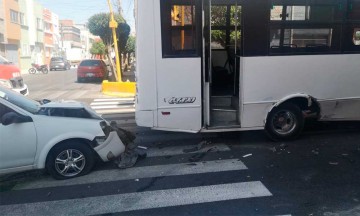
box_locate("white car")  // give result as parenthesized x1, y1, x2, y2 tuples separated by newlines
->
(0, 86, 125, 179)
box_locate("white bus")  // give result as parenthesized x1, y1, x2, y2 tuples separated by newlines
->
(135, 0, 360, 140)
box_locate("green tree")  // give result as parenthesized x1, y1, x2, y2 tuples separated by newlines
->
(90, 41, 106, 58)
(122, 36, 136, 70)
(88, 13, 130, 80)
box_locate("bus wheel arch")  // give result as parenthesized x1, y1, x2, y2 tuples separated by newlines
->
(264, 94, 321, 141)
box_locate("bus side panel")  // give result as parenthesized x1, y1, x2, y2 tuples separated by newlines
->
(155, 58, 202, 132)
(135, 0, 158, 127)
(241, 54, 360, 128)
(153, 0, 202, 132)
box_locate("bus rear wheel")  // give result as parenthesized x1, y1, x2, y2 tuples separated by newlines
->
(265, 103, 304, 141)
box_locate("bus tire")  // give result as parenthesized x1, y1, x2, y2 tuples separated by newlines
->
(265, 103, 304, 141)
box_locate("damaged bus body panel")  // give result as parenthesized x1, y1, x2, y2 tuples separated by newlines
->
(135, 0, 360, 140)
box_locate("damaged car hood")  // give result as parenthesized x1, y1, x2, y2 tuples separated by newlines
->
(37, 100, 102, 120)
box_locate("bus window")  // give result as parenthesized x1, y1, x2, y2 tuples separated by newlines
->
(160, 0, 200, 57)
(171, 5, 196, 50)
(270, 28, 334, 53)
(348, 1, 360, 20)
(354, 29, 360, 45)
(270, 6, 283, 20)
(271, 3, 341, 22)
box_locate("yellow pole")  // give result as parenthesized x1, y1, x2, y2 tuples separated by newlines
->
(181, 6, 185, 49)
(107, 0, 122, 82)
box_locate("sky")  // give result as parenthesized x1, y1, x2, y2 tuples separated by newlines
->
(37, 0, 136, 33)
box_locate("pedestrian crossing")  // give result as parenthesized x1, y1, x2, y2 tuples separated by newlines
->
(90, 97, 135, 115)
(0, 140, 292, 215)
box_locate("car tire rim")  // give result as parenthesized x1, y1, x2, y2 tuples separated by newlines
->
(55, 149, 86, 177)
(271, 110, 297, 135)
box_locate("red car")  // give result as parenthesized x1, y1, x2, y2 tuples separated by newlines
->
(0, 55, 29, 95)
(77, 59, 107, 83)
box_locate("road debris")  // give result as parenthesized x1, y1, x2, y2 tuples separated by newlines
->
(312, 150, 319, 155)
(111, 121, 147, 169)
(329, 161, 339, 165)
(135, 179, 139, 182)
(243, 154, 252, 158)
(183, 140, 211, 153)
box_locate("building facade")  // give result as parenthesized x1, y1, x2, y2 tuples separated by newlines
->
(43, 8, 53, 65)
(60, 20, 82, 63)
(0, 0, 6, 56)
(3, 0, 21, 65)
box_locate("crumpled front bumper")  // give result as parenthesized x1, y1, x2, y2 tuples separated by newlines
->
(12, 84, 29, 96)
(94, 131, 125, 162)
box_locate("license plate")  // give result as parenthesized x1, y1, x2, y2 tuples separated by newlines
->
(55, 65, 59, 67)
(86, 73, 94, 77)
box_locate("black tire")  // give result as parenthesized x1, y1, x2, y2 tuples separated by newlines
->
(46, 141, 95, 180)
(77, 77, 84, 83)
(28, 68, 36, 74)
(265, 103, 304, 141)
(42, 68, 49, 74)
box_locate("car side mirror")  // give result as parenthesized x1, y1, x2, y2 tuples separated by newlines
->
(1, 112, 32, 126)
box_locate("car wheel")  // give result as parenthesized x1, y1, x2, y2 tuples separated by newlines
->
(46, 141, 95, 180)
(265, 103, 304, 141)
(42, 68, 49, 74)
(28, 68, 36, 74)
(77, 77, 84, 83)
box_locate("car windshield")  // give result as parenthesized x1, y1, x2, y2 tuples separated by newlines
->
(0, 86, 40, 114)
(0, 55, 11, 64)
(79, 60, 101, 66)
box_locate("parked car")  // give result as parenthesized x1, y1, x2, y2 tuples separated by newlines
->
(0, 86, 125, 179)
(77, 59, 107, 83)
(50, 57, 71, 71)
(0, 55, 29, 96)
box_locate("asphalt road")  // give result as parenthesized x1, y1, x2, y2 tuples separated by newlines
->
(1, 70, 360, 215)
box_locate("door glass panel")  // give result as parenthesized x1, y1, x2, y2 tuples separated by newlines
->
(211, 6, 227, 26)
(230, 5, 242, 25)
(211, 30, 226, 49)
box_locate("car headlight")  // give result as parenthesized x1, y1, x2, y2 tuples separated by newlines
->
(0, 80, 12, 88)
(100, 121, 114, 137)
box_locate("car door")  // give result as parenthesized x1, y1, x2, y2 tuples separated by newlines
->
(0, 101, 37, 170)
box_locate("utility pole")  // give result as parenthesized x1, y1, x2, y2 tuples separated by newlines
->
(107, 0, 122, 82)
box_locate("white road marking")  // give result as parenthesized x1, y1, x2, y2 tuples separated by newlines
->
(146, 144, 231, 157)
(90, 98, 135, 114)
(3, 182, 272, 215)
(94, 98, 134, 102)
(15, 159, 247, 190)
(90, 101, 134, 106)
(91, 105, 135, 110)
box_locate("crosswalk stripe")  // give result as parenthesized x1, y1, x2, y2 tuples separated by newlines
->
(15, 159, 247, 190)
(91, 105, 135, 110)
(94, 98, 134, 102)
(90, 101, 134, 106)
(97, 108, 135, 115)
(90, 97, 135, 115)
(146, 144, 231, 157)
(2, 182, 272, 215)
